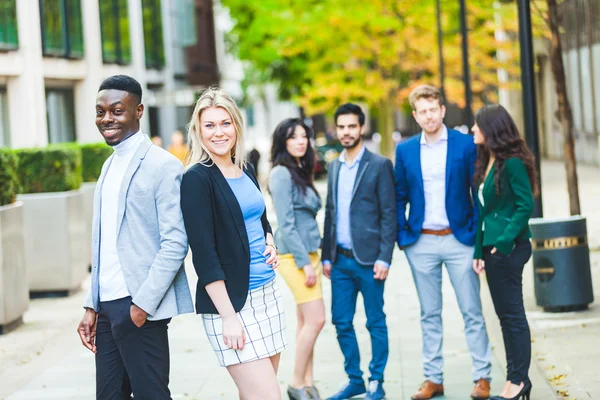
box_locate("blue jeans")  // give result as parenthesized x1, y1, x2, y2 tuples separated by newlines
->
(405, 234, 492, 384)
(331, 253, 388, 384)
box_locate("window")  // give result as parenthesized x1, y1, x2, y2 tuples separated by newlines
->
(0, 0, 18, 50)
(99, 0, 132, 64)
(0, 88, 10, 147)
(39, 0, 84, 58)
(174, 0, 196, 47)
(46, 88, 76, 144)
(142, 0, 165, 69)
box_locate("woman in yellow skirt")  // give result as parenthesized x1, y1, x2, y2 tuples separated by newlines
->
(269, 118, 326, 400)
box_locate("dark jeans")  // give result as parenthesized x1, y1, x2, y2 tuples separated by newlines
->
(96, 296, 171, 400)
(484, 240, 532, 385)
(331, 253, 388, 384)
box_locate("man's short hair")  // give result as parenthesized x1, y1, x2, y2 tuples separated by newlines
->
(334, 103, 365, 126)
(98, 75, 143, 103)
(408, 84, 444, 110)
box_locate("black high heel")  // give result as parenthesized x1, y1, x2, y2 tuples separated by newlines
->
(491, 380, 532, 400)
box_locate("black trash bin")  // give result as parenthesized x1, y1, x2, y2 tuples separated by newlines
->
(529, 216, 594, 312)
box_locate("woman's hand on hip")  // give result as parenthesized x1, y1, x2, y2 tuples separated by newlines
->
(264, 245, 279, 269)
(221, 314, 245, 350)
(473, 259, 485, 275)
(303, 263, 317, 287)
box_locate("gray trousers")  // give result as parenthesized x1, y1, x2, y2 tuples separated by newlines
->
(405, 233, 492, 384)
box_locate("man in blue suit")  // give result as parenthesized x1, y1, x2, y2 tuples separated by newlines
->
(395, 85, 492, 400)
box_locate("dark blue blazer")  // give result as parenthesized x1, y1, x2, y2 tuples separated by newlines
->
(394, 128, 478, 247)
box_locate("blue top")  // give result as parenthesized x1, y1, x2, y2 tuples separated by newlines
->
(227, 173, 276, 290)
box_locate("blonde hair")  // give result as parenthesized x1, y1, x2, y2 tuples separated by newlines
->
(185, 87, 246, 169)
(408, 84, 444, 111)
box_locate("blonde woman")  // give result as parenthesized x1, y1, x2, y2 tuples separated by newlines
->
(268, 118, 325, 400)
(180, 87, 286, 400)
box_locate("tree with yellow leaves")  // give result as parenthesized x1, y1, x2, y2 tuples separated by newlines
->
(223, 0, 524, 157)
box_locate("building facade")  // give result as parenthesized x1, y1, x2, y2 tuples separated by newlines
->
(0, 0, 218, 149)
(536, 0, 600, 166)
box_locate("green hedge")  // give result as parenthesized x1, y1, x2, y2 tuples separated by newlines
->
(16, 144, 82, 194)
(81, 142, 113, 182)
(0, 148, 20, 206)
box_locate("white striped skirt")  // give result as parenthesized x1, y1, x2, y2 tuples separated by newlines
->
(202, 279, 288, 367)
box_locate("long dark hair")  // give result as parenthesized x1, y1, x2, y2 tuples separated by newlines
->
(270, 118, 317, 195)
(473, 105, 539, 196)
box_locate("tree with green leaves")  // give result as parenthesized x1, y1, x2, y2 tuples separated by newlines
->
(223, 0, 523, 157)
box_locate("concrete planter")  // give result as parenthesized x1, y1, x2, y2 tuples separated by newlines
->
(18, 189, 87, 294)
(0, 201, 28, 333)
(81, 182, 97, 270)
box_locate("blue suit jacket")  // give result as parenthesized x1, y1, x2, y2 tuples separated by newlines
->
(394, 128, 478, 247)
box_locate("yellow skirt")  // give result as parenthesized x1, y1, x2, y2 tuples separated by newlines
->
(277, 252, 323, 305)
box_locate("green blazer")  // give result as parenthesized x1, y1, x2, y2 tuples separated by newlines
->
(474, 157, 534, 259)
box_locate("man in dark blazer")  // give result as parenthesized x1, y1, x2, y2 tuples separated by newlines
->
(322, 103, 396, 400)
(395, 85, 492, 400)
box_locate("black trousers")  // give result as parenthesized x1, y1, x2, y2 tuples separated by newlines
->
(484, 240, 532, 385)
(95, 296, 171, 400)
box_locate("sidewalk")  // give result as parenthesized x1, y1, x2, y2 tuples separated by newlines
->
(0, 254, 557, 400)
(0, 159, 596, 399)
(524, 160, 600, 400)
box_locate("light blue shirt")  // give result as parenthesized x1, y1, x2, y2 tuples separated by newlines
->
(227, 173, 276, 290)
(336, 146, 365, 249)
(420, 125, 450, 230)
(324, 146, 389, 268)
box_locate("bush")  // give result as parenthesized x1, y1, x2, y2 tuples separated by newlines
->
(81, 142, 113, 182)
(16, 144, 82, 194)
(0, 148, 20, 206)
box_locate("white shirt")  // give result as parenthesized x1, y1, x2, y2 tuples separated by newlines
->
(479, 182, 485, 231)
(420, 125, 450, 230)
(99, 132, 144, 301)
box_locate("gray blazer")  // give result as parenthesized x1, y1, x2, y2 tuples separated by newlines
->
(322, 148, 397, 266)
(84, 134, 194, 320)
(269, 166, 322, 268)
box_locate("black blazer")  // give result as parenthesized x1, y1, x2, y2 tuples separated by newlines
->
(180, 162, 272, 314)
(322, 148, 397, 266)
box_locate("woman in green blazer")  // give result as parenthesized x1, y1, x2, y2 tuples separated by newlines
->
(471, 105, 538, 400)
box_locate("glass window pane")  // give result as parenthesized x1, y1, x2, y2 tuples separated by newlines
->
(174, 0, 196, 47)
(0, 0, 19, 50)
(0, 88, 10, 147)
(66, 0, 84, 58)
(143, 0, 165, 69)
(41, 0, 67, 56)
(46, 89, 76, 144)
(99, 1, 117, 62)
(118, 0, 132, 64)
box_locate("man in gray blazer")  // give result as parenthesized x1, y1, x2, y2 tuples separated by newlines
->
(322, 103, 397, 400)
(77, 75, 193, 399)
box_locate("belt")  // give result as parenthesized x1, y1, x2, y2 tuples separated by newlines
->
(421, 228, 452, 236)
(336, 246, 354, 259)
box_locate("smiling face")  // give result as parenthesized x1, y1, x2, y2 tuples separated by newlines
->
(95, 89, 143, 146)
(286, 124, 309, 160)
(336, 113, 364, 149)
(199, 106, 236, 160)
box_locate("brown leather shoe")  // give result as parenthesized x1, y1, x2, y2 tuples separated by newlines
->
(471, 378, 491, 400)
(411, 380, 444, 400)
